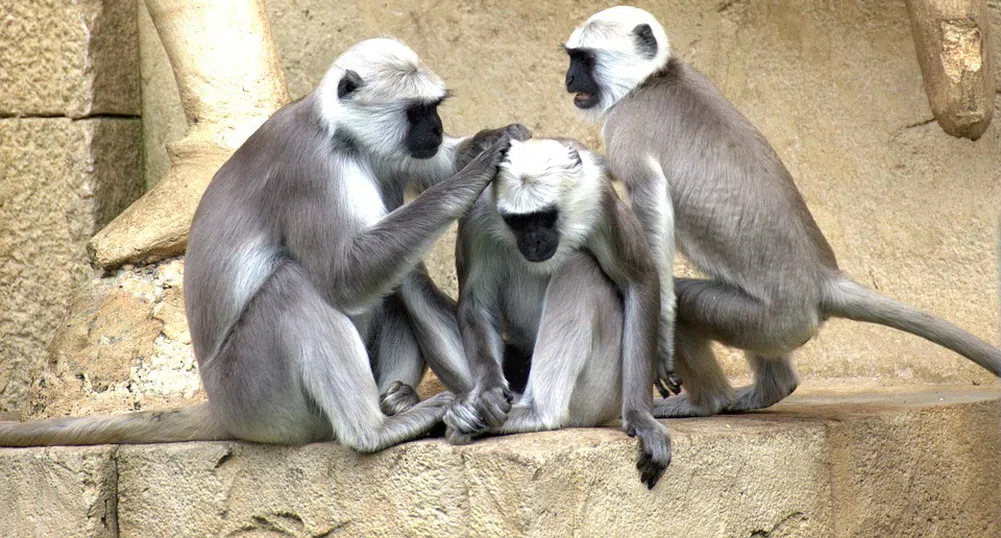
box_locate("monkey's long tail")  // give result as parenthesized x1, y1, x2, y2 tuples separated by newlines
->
(0, 403, 232, 446)
(822, 276, 1001, 377)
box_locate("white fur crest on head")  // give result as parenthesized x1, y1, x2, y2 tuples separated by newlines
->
(492, 139, 605, 271)
(315, 37, 448, 160)
(565, 6, 671, 120)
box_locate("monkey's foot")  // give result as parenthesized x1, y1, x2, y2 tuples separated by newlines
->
(380, 381, 420, 416)
(652, 394, 726, 418)
(725, 381, 798, 413)
(442, 386, 513, 444)
(623, 412, 671, 489)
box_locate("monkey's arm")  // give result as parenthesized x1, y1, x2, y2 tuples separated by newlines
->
(398, 264, 473, 393)
(443, 222, 512, 443)
(326, 138, 508, 310)
(613, 155, 679, 396)
(589, 193, 670, 485)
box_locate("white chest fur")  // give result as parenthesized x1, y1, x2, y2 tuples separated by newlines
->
(339, 160, 387, 225)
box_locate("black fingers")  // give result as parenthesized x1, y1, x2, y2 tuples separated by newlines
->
(627, 418, 671, 489)
(656, 372, 683, 398)
(637, 444, 668, 489)
(476, 386, 513, 428)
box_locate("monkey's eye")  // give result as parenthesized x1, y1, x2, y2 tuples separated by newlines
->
(406, 99, 445, 125)
(502, 208, 559, 230)
(568, 49, 595, 67)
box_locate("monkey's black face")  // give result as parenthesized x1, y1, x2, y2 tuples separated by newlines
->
(565, 49, 601, 110)
(502, 207, 560, 262)
(405, 100, 444, 159)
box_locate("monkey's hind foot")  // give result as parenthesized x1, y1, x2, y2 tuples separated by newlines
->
(380, 381, 420, 416)
(652, 394, 727, 418)
(442, 386, 513, 444)
(725, 380, 798, 413)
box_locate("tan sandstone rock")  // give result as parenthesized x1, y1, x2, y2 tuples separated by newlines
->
(0, 118, 142, 415)
(0, 388, 972, 537)
(87, 0, 290, 269)
(906, 0, 995, 140)
(0, 445, 118, 538)
(0, 0, 139, 117)
(26, 259, 205, 421)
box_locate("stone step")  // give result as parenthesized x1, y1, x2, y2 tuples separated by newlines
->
(1, 386, 997, 538)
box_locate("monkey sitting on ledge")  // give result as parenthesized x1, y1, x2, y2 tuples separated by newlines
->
(444, 137, 671, 489)
(0, 37, 530, 453)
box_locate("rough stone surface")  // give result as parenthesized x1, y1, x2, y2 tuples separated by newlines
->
(1, 388, 996, 537)
(138, 0, 187, 190)
(0, 445, 118, 538)
(26, 258, 205, 421)
(0, 0, 140, 117)
(0, 118, 143, 415)
(87, 0, 290, 269)
(906, 0, 995, 140)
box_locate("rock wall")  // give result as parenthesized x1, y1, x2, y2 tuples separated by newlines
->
(0, 0, 142, 415)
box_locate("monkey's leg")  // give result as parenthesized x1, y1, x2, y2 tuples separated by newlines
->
(653, 326, 734, 418)
(399, 265, 473, 393)
(726, 353, 798, 413)
(673, 277, 815, 412)
(516, 253, 619, 430)
(674, 277, 820, 355)
(208, 262, 450, 452)
(371, 294, 426, 416)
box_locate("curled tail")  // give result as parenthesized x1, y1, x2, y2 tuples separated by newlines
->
(0, 403, 231, 447)
(822, 277, 1001, 377)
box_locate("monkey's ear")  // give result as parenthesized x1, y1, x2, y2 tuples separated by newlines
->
(337, 70, 363, 99)
(633, 24, 658, 59)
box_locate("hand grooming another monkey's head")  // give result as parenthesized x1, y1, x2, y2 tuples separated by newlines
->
(564, 6, 671, 120)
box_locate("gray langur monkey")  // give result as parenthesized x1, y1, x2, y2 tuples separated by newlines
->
(444, 138, 670, 489)
(0, 37, 530, 451)
(563, 6, 1001, 417)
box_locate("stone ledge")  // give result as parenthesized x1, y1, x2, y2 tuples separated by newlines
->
(1, 387, 998, 537)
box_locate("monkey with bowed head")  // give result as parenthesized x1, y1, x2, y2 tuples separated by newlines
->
(563, 6, 1001, 417)
(445, 137, 670, 489)
(0, 38, 529, 451)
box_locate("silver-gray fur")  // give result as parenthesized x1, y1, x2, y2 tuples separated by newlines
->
(566, 7, 1001, 418)
(445, 138, 670, 488)
(0, 38, 524, 451)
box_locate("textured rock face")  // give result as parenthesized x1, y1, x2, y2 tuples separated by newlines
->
(26, 259, 205, 421)
(2, 388, 998, 538)
(0, 118, 142, 415)
(0, 0, 139, 117)
(906, 0, 995, 139)
(0, 445, 119, 538)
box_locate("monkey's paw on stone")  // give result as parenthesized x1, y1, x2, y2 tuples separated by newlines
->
(379, 381, 420, 416)
(442, 387, 513, 444)
(623, 414, 671, 489)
